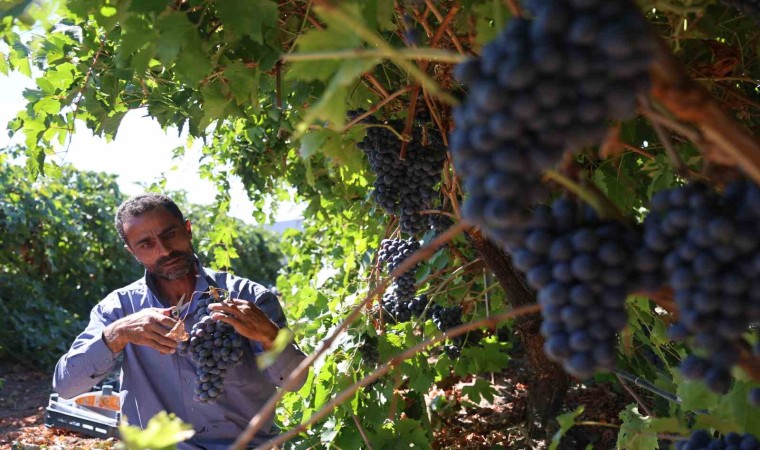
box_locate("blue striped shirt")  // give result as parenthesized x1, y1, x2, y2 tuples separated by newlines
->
(53, 262, 306, 449)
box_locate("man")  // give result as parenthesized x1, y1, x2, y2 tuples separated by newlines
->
(53, 193, 307, 449)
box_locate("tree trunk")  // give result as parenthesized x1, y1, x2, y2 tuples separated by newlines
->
(467, 229, 570, 439)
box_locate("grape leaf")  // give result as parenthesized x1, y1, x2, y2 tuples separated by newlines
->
(549, 406, 584, 450)
(255, 327, 295, 369)
(216, 0, 278, 43)
(119, 411, 194, 450)
(155, 11, 196, 65)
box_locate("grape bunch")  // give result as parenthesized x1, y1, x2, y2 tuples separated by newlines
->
(431, 305, 464, 332)
(379, 238, 421, 273)
(358, 334, 379, 366)
(381, 292, 431, 324)
(634, 184, 715, 293)
(449, 0, 655, 248)
(430, 305, 467, 358)
(510, 198, 640, 379)
(721, 0, 760, 24)
(641, 181, 760, 394)
(177, 291, 246, 404)
(378, 238, 420, 312)
(675, 430, 759, 450)
(354, 113, 447, 236)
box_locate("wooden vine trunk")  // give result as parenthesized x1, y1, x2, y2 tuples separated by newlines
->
(467, 229, 570, 438)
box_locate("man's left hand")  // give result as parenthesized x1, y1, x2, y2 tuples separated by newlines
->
(208, 299, 279, 350)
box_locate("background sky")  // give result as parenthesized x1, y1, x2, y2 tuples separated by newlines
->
(0, 71, 304, 225)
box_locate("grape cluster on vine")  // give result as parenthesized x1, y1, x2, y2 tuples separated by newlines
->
(177, 291, 246, 404)
(675, 430, 759, 450)
(449, 0, 655, 248)
(353, 112, 446, 236)
(509, 198, 640, 379)
(358, 334, 379, 367)
(639, 181, 760, 395)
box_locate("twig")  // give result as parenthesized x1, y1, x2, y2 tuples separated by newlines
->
(615, 373, 654, 417)
(400, 87, 420, 160)
(281, 48, 465, 63)
(424, 0, 466, 54)
(364, 73, 390, 98)
(638, 105, 703, 147)
(252, 304, 542, 450)
(622, 143, 655, 160)
(641, 96, 689, 178)
(342, 86, 412, 131)
(504, 0, 523, 17)
(65, 34, 107, 153)
(230, 222, 466, 449)
(352, 414, 374, 450)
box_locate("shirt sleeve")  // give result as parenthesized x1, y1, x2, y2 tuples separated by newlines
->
(250, 290, 308, 391)
(52, 295, 123, 399)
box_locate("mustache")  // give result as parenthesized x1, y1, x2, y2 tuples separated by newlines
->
(156, 252, 191, 268)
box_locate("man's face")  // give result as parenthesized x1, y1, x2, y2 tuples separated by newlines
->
(123, 207, 196, 280)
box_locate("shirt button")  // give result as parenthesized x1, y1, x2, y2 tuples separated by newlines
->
(104, 358, 111, 363)
(185, 378, 191, 383)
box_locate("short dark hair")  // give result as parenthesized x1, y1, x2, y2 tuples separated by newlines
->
(115, 193, 185, 245)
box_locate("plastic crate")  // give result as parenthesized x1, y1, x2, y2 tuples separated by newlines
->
(44, 407, 119, 439)
(44, 391, 120, 439)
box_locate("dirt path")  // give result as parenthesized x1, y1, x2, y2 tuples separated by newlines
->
(0, 360, 114, 449)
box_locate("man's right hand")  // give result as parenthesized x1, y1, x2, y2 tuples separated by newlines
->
(103, 308, 178, 354)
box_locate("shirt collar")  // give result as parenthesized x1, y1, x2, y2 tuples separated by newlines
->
(143, 255, 211, 311)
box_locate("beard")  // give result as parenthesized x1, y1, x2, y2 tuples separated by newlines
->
(145, 249, 196, 280)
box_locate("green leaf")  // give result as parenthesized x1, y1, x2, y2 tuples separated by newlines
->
(299, 58, 379, 131)
(616, 404, 685, 450)
(119, 411, 194, 450)
(299, 128, 365, 173)
(0, 52, 9, 75)
(174, 43, 213, 86)
(286, 15, 364, 82)
(223, 61, 259, 106)
(216, 0, 278, 43)
(129, 0, 168, 14)
(460, 378, 496, 405)
(155, 11, 197, 65)
(255, 327, 295, 369)
(549, 406, 584, 450)
(198, 82, 232, 130)
(470, 0, 511, 47)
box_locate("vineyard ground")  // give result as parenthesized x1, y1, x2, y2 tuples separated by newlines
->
(0, 357, 629, 449)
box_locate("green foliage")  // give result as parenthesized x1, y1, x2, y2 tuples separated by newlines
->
(0, 152, 141, 367)
(118, 411, 195, 450)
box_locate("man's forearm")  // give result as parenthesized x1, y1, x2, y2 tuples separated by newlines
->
(102, 320, 129, 353)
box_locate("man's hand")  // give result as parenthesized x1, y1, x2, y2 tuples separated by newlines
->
(103, 308, 178, 354)
(208, 299, 279, 350)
